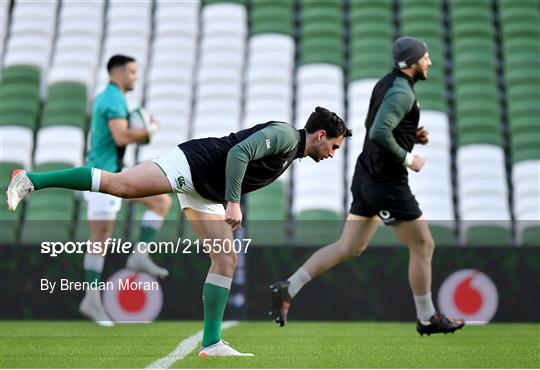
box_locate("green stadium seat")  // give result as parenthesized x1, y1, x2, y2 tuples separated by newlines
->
(453, 51, 496, 69)
(0, 84, 40, 102)
(452, 22, 494, 39)
(370, 225, 402, 247)
(21, 185, 77, 243)
(401, 23, 444, 39)
(453, 67, 497, 86)
(503, 37, 540, 56)
(350, 11, 392, 29)
(521, 225, 540, 247)
(466, 226, 512, 247)
(504, 67, 540, 86)
(1, 65, 40, 85)
(507, 85, 539, 104)
(300, 38, 343, 66)
(302, 22, 343, 39)
(251, 21, 293, 36)
(0, 161, 24, 244)
(348, 65, 389, 82)
(47, 82, 87, 101)
(350, 22, 392, 37)
(203, 0, 245, 5)
(401, 7, 441, 25)
(0, 207, 20, 244)
(430, 225, 456, 247)
(504, 52, 540, 70)
(507, 99, 540, 120)
(350, 0, 391, 13)
(450, 5, 492, 24)
(294, 210, 342, 247)
(508, 116, 540, 136)
(249, 0, 294, 36)
(246, 182, 287, 246)
(301, 8, 342, 24)
(501, 21, 540, 40)
(511, 132, 540, 163)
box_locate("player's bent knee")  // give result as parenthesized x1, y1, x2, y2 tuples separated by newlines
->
(350, 242, 368, 257)
(211, 250, 238, 270)
(411, 237, 435, 259)
(338, 239, 367, 258)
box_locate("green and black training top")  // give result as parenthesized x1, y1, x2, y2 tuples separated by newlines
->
(178, 122, 305, 203)
(355, 68, 421, 183)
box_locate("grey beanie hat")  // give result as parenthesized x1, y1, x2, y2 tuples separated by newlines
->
(393, 36, 428, 69)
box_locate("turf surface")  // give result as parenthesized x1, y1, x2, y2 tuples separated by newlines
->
(1, 321, 538, 368)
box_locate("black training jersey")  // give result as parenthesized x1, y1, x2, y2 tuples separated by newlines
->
(178, 122, 305, 203)
(355, 69, 420, 183)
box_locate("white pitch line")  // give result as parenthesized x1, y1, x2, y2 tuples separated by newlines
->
(146, 321, 239, 369)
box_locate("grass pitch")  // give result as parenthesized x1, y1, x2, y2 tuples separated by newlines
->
(1, 321, 538, 368)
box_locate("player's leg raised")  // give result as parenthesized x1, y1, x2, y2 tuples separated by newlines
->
(6, 161, 172, 211)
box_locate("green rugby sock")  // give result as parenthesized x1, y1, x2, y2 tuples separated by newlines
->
(27, 166, 94, 191)
(85, 270, 102, 285)
(138, 211, 164, 242)
(201, 273, 232, 348)
(83, 254, 104, 285)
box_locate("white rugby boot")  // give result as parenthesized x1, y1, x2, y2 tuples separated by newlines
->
(199, 340, 254, 357)
(126, 243, 169, 278)
(79, 290, 114, 327)
(6, 169, 34, 212)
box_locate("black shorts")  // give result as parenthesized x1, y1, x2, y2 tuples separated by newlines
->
(349, 178, 422, 225)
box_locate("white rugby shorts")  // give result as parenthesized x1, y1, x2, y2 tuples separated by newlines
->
(153, 147, 225, 215)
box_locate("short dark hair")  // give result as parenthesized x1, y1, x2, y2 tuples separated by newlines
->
(107, 54, 136, 73)
(304, 106, 352, 138)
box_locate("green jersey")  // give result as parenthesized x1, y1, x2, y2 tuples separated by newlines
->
(86, 82, 128, 172)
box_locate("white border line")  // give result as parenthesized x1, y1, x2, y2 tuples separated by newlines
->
(146, 321, 239, 369)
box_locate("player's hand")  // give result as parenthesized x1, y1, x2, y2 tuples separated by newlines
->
(409, 155, 426, 172)
(415, 126, 429, 145)
(225, 202, 243, 231)
(144, 116, 160, 142)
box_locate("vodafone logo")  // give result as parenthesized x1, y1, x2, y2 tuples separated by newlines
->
(437, 269, 498, 324)
(103, 269, 163, 323)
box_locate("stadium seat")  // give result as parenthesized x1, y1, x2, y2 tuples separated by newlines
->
(192, 2, 246, 139)
(141, 0, 200, 162)
(294, 210, 342, 246)
(457, 144, 511, 245)
(41, 82, 87, 129)
(0, 126, 33, 170)
(4, 0, 57, 83)
(34, 126, 84, 167)
(465, 225, 512, 247)
(0, 161, 25, 244)
(0, 65, 41, 131)
(512, 160, 540, 245)
(370, 224, 403, 247)
(74, 196, 130, 242)
(247, 181, 287, 246)
(20, 162, 78, 244)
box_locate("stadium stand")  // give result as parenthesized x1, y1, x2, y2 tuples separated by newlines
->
(0, 0, 538, 247)
(192, 0, 246, 138)
(498, 0, 540, 246)
(449, 0, 512, 246)
(347, 0, 402, 246)
(400, 0, 455, 246)
(293, 0, 346, 245)
(244, 0, 295, 246)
